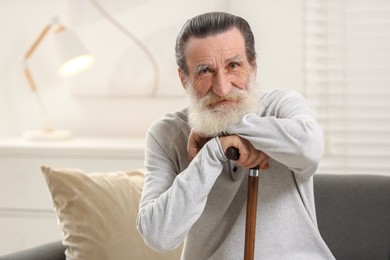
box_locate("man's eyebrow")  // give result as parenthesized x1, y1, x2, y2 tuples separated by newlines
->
(194, 63, 212, 74)
(226, 54, 244, 64)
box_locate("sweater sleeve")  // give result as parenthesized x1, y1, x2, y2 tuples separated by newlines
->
(136, 130, 227, 251)
(227, 90, 324, 179)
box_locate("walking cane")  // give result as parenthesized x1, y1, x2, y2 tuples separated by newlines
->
(226, 147, 259, 260)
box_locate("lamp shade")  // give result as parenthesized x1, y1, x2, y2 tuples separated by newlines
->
(53, 29, 94, 76)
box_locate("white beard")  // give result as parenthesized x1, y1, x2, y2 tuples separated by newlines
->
(187, 76, 261, 137)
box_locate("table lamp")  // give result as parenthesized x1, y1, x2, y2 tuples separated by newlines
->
(21, 17, 94, 141)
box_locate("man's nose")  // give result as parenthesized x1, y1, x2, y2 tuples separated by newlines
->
(212, 71, 233, 97)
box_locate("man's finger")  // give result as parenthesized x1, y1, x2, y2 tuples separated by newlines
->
(260, 162, 270, 170)
(187, 138, 198, 160)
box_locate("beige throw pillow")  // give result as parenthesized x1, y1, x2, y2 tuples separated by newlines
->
(41, 166, 182, 260)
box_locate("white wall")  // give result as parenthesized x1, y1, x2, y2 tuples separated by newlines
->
(230, 0, 304, 92)
(0, 0, 303, 139)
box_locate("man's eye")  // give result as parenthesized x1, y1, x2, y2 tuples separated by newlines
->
(229, 62, 240, 69)
(199, 67, 210, 74)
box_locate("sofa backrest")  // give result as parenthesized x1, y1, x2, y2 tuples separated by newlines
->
(314, 174, 390, 260)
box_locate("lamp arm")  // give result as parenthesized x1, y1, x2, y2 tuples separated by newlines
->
(22, 24, 53, 92)
(21, 23, 56, 131)
(22, 66, 53, 132)
(23, 24, 52, 60)
(23, 67, 37, 92)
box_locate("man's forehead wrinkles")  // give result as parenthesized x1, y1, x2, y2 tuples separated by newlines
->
(194, 53, 243, 66)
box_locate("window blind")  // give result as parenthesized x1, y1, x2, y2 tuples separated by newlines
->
(303, 0, 390, 175)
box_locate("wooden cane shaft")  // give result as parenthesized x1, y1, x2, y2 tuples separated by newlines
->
(244, 175, 259, 260)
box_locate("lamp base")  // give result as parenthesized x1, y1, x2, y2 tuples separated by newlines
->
(23, 129, 72, 141)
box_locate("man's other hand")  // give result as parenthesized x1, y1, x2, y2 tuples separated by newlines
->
(219, 135, 270, 170)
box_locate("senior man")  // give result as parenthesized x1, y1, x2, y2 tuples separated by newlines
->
(137, 11, 334, 260)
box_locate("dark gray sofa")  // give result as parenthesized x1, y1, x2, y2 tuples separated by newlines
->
(1, 174, 389, 260)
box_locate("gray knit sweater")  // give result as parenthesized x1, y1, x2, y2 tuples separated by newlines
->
(137, 89, 335, 260)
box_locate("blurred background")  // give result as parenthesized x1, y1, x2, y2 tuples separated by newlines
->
(0, 0, 389, 173)
(0, 0, 305, 138)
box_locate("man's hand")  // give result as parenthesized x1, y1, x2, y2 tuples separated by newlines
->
(187, 131, 211, 161)
(219, 135, 270, 170)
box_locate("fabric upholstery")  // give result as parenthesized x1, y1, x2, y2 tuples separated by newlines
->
(314, 174, 390, 260)
(0, 241, 65, 260)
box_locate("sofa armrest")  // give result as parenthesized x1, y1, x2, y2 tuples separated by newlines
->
(0, 241, 65, 260)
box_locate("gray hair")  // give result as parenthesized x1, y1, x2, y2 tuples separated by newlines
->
(175, 12, 257, 76)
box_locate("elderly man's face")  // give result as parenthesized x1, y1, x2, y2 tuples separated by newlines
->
(179, 28, 259, 136)
(180, 27, 255, 101)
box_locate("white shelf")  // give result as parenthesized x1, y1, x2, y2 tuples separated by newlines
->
(0, 137, 145, 158)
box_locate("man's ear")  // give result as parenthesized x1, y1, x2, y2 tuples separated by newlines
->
(252, 62, 257, 77)
(178, 68, 189, 92)
(178, 68, 186, 87)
